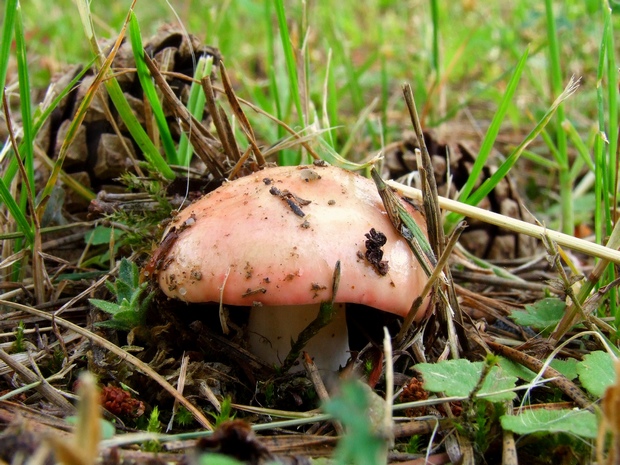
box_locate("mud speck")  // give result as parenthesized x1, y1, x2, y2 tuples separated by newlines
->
(365, 228, 389, 276)
(244, 262, 254, 279)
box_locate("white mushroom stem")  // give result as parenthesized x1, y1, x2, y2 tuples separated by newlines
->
(247, 303, 349, 372)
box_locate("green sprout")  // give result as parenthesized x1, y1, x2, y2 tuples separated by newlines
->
(89, 258, 153, 331)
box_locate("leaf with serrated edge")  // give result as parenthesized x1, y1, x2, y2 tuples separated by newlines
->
(501, 409, 597, 438)
(550, 358, 579, 381)
(576, 350, 615, 398)
(415, 359, 517, 402)
(509, 297, 565, 334)
(89, 299, 121, 315)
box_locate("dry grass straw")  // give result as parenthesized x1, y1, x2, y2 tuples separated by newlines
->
(387, 180, 620, 266)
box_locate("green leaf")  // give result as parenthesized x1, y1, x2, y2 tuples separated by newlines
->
(509, 298, 565, 334)
(196, 454, 244, 465)
(576, 351, 615, 398)
(498, 356, 579, 383)
(415, 359, 518, 402)
(178, 55, 212, 166)
(84, 226, 124, 246)
(324, 382, 388, 465)
(89, 298, 122, 315)
(95, 311, 140, 331)
(550, 358, 579, 381)
(115, 281, 134, 305)
(498, 357, 536, 382)
(500, 409, 597, 439)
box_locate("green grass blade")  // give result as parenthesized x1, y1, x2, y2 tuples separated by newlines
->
(464, 78, 579, 212)
(273, 0, 302, 165)
(14, 3, 35, 197)
(75, 0, 175, 181)
(128, 12, 178, 165)
(594, 14, 608, 250)
(563, 119, 595, 177)
(603, 4, 618, 214)
(544, 0, 572, 235)
(274, 0, 303, 125)
(429, 0, 440, 78)
(178, 55, 213, 167)
(0, 179, 33, 244)
(0, 0, 18, 105)
(600, 4, 618, 321)
(444, 48, 528, 231)
(521, 149, 560, 170)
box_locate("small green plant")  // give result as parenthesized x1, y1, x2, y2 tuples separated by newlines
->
(11, 321, 26, 353)
(89, 258, 153, 331)
(143, 406, 162, 452)
(404, 435, 424, 455)
(208, 396, 235, 428)
(324, 382, 389, 465)
(174, 406, 195, 427)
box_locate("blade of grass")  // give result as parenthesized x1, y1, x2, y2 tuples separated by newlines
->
(178, 56, 213, 167)
(444, 48, 529, 232)
(463, 77, 579, 212)
(603, 5, 618, 209)
(521, 149, 560, 170)
(545, 0, 572, 235)
(128, 12, 178, 165)
(9, 3, 37, 279)
(563, 119, 595, 176)
(429, 0, 440, 78)
(274, 0, 303, 126)
(264, 0, 284, 137)
(0, 0, 17, 106)
(3, 90, 43, 297)
(14, 3, 35, 206)
(74, 0, 175, 182)
(599, 3, 618, 324)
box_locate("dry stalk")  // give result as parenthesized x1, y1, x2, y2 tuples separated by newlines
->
(387, 180, 620, 265)
(0, 347, 75, 413)
(143, 53, 225, 178)
(218, 62, 266, 167)
(201, 75, 239, 162)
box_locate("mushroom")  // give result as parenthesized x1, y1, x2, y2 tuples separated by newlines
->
(151, 164, 430, 372)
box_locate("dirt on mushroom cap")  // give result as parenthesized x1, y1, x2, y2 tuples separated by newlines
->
(155, 164, 430, 319)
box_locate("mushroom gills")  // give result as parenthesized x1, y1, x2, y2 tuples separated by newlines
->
(247, 303, 349, 372)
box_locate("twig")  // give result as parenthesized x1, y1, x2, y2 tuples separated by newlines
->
(486, 340, 593, 411)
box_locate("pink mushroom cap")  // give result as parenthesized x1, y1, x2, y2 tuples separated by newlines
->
(154, 164, 430, 320)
